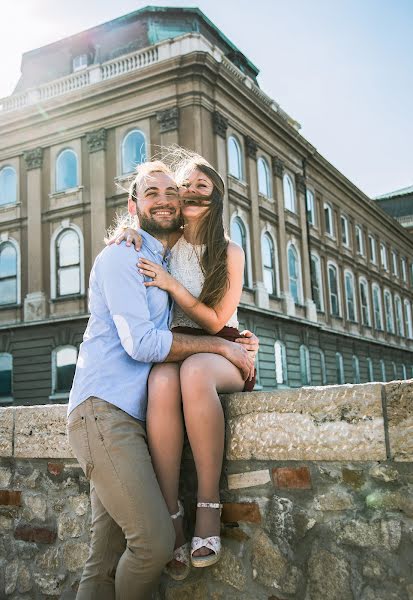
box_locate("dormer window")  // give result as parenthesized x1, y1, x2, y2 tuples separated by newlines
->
(73, 54, 88, 72)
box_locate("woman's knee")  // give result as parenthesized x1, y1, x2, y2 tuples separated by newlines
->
(148, 364, 182, 408)
(180, 354, 211, 387)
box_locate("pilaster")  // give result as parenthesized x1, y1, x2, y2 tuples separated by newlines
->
(296, 173, 317, 322)
(212, 111, 230, 229)
(86, 128, 107, 261)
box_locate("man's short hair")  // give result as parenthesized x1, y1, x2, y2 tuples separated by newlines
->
(129, 161, 174, 203)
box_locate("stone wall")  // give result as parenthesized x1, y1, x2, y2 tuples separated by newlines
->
(0, 381, 412, 600)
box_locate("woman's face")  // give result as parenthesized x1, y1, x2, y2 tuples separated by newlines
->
(179, 168, 214, 221)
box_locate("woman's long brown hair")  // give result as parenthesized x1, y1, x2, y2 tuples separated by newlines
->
(185, 161, 229, 308)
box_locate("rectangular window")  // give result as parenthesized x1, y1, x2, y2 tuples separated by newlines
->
(380, 244, 388, 270)
(341, 216, 349, 246)
(355, 226, 364, 255)
(306, 190, 316, 226)
(401, 258, 407, 282)
(73, 54, 88, 72)
(369, 235, 377, 264)
(360, 281, 370, 326)
(391, 251, 398, 277)
(324, 204, 334, 236)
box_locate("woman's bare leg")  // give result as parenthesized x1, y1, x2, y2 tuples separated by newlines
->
(147, 364, 186, 561)
(179, 353, 245, 557)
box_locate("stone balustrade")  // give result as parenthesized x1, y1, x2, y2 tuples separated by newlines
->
(0, 380, 412, 598)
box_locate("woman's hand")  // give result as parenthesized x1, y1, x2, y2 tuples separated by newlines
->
(138, 257, 176, 292)
(107, 228, 142, 251)
(235, 330, 259, 359)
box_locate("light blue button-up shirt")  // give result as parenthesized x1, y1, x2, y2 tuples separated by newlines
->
(68, 230, 173, 420)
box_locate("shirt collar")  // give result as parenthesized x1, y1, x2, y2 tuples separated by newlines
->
(139, 228, 170, 260)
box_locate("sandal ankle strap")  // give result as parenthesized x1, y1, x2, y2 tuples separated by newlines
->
(170, 499, 184, 520)
(196, 502, 223, 510)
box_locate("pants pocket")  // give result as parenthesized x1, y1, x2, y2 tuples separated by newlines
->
(68, 415, 94, 479)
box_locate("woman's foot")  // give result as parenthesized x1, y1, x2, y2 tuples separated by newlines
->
(164, 501, 191, 580)
(191, 501, 222, 567)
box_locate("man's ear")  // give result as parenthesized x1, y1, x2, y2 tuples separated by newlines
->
(127, 197, 137, 216)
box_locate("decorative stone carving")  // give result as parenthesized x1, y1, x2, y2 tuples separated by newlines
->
(23, 148, 43, 170)
(24, 291, 47, 323)
(212, 111, 228, 138)
(156, 107, 179, 133)
(295, 173, 306, 194)
(245, 136, 257, 160)
(272, 156, 284, 177)
(86, 128, 107, 153)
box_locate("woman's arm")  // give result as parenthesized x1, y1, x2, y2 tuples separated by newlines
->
(139, 241, 244, 334)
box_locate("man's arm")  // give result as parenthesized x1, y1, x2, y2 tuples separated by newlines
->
(164, 334, 254, 380)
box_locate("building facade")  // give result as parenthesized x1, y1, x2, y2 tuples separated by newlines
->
(374, 185, 413, 236)
(1, 6, 413, 406)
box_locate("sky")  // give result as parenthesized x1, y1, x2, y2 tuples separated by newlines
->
(0, 0, 412, 198)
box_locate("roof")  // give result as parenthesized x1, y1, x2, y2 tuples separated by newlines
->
(374, 185, 413, 200)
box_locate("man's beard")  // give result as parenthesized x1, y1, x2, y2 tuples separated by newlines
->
(137, 208, 182, 237)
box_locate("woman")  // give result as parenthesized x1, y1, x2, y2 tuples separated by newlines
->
(112, 152, 257, 579)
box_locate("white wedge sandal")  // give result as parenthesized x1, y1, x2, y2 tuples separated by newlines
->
(164, 500, 191, 581)
(191, 501, 223, 568)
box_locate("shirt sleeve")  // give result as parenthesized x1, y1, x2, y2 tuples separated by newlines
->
(97, 245, 173, 363)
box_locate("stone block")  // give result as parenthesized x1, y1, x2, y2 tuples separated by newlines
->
(22, 493, 47, 521)
(0, 407, 14, 457)
(307, 545, 352, 600)
(14, 523, 57, 544)
(369, 464, 399, 482)
(314, 490, 355, 511)
(221, 502, 261, 524)
(14, 405, 74, 459)
(63, 541, 90, 572)
(334, 519, 401, 550)
(0, 489, 22, 506)
(251, 530, 288, 590)
(383, 380, 413, 461)
(342, 467, 365, 488)
(227, 469, 271, 490)
(223, 384, 386, 461)
(58, 512, 83, 539)
(365, 490, 413, 516)
(210, 546, 247, 590)
(164, 580, 208, 600)
(0, 466, 12, 487)
(272, 466, 311, 489)
(5, 558, 19, 595)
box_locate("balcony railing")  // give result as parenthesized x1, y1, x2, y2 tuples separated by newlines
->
(0, 33, 300, 130)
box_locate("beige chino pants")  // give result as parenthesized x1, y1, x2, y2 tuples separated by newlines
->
(67, 397, 175, 600)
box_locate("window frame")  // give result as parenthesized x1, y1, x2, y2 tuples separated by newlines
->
(306, 189, 316, 226)
(310, 253, 323, 312)
(283, 173, 296, 213)
(372, 284, 383, 331)
(359, 277, 371, 326)
(380, 243, 388, 271)
(287, 242, 302, 304)
(0, 239, 20, 306)
(299, 344, 311, 386)
(328, 262, 341, 317)
(274, 340, 288, 387)
(341, 215, 350, 247)
(0, 165, 17, 207)
(355, 225, 364, 256)
(366, 357, 374, 382)
(227, 135, 243, 181)
(394, 295, 404, 337)
(230, 214, 252, 288)
(344, 270, 357, 322)
(369, 235, 377, 264)
(391, 250, 398, 277)
(403, 299, 413, 339)
(72, 54, 88, 72)
(336, 352, 345, 384)
(0, 352, 13, 404)
(55, 148, 79, 193)
(384, 289, 395, 334)
(51, 345, 78, 399)
(324, 202, 335, 237)
(121, 129, 147, 175)
(261, 231, 277, 295)
(257, 157, 271, 198)
(352, 355, 360, 384)
(50, 224, 85, 300)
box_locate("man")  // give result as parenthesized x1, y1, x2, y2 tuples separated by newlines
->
(67, 161, 254, 599)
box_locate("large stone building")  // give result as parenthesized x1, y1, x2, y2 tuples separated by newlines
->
(0, 6, 412, 406)
(374, 185, 413, 236)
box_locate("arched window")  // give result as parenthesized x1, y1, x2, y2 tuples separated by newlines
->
(366, 357, 374, 381)
(52, 346, 77, 395)
(0, 166, 17, 206)
(380, 243, 388, 271)
(300, 345, 311, 385)
(380, 359, 386, 382)
(228, 136, 243, 180)
(257, 157, 271, 197)
(395, 296, 404, 337)
(402, 364, 407, 380)
(345, 271, 356, 321)
(352, 355, 360, 384)
(404, 300, 413, 339)
(359, 278, 371, 326)
(310, 254, 323, 311)
(313, 348, 327, 385)
(355, 225, 364, 255)
(283, 173, 295, 212)
(372, 285, 383, 330)
(230, 217, 249, 286)
(121, 130, 146, 175)
(336, 352, 344, 384)
(288, 244, 300, 304)
(341, 216, 349, 246)
(391, 361, 397, 380)
(384, 290, 394, 334)
(328, 264, 340, 317)
(274, 341, 288, 386)
(0, 242, 18, 305)
(55, 229, 81, 297)
(261, 232, 276, 295)
(0, 353, 13, 401)
(56, 149, 78, 192)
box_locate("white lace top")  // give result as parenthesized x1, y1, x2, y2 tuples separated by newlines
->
(169, 235, 239, 330)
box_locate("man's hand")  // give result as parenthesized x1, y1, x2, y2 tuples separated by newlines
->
(107, 228, 143, 251)
(221, 339, 255, 381)
(235, 330, 259, 360)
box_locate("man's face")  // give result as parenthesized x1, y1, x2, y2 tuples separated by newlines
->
(128, 171, 182, 237)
